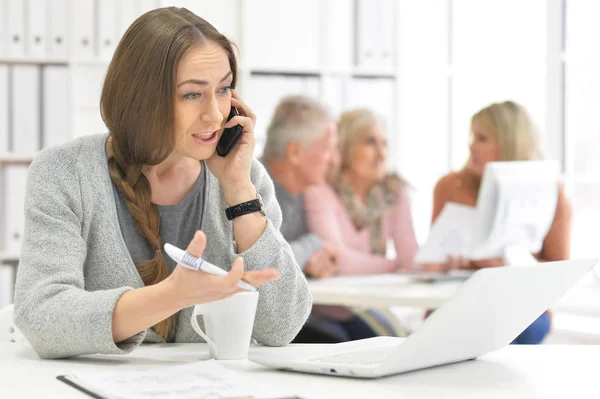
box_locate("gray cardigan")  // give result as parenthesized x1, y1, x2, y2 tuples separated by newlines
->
(13, 134, 312, 359)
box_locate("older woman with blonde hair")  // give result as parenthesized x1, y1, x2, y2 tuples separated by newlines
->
(427, 100, 572, 344)
(304, 108, 418, 341)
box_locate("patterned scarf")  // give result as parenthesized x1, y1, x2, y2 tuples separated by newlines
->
(332, 173, 404, 255)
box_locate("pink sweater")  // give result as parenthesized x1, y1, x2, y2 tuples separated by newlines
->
(304, 184, 419, 320)
(305, 184, 418, 274)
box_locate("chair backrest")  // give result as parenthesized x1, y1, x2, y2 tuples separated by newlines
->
(0, 304, 27, 343)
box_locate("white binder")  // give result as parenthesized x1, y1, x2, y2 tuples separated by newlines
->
(0, 0, 7, 56)
(26, 0, 47, 57)
(11, 65, 41, 154)
(377, 0, 396, 68)
(7, 0, 25, 56)
(48, 0, 69, 57)
(0, 264, 15, 307)
(98, 0, 118, 59)
(73, 107, 106, 138)
(0, 65, 8, 155)
(73, 65, 106, 107)
(72, 0, 96, 58)
(323, 0, 353, 69)
(3, 165, 29, 254)
(304, 76, 321, 99)
(42, 66, 70, 148)
(119, 0, 139, 38)
(356, 0, 379, 67)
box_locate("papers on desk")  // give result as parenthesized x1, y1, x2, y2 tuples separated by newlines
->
(57, 359, 297, 399)
(308, 273, 413, 286)
(398, 269, 475, 283)
(415, 202, 476, 264)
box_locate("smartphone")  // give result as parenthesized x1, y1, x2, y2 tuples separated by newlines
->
(216, 107, 244, 157)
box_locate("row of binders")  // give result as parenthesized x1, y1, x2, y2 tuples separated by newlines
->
(0, 64, 70, 155)
(0, 0, 160, 59)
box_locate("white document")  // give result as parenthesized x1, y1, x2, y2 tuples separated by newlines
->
(3, 165, 28, 254)
(64, 359, 294, 399)
(309, 273, 412, 287)
(48, 0, 69, 57)
(0, 65, 8, 155)
(415, 202, 476, 264)
(26, 0, 47, 57)
(42, 65, 70, 148)
(7, 0, 25, 56)
(11, 65, 41, 154)
(72, 0, 96, 58)
(244, 0, 320, 70)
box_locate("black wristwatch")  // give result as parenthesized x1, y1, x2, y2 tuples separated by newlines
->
(225, 194, 265, 220)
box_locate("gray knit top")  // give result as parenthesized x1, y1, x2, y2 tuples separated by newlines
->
(13, 134, 312, 359)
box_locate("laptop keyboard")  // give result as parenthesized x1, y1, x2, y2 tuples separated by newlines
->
(309, 346, 394, 365)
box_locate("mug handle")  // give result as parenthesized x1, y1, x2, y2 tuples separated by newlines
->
(190, 305, 219, 358)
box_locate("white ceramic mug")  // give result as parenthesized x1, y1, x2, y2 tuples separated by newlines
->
(190, 291, 259, 360)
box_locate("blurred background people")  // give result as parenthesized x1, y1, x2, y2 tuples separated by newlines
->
(426, 100, 573, 344)
(303, 108, 419, 341)
(262, 95, 344, 343)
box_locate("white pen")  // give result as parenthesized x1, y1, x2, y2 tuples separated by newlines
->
(163, 243, 256, 292)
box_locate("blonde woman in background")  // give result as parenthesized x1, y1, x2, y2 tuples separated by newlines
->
(427, 100, 572, 344)
(304, 108, 418, 341)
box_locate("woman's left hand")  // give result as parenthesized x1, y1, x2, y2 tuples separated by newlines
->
(206, 90, 257, 204)
(470, 257, 505, 269)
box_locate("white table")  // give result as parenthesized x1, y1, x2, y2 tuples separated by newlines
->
(307, 274, 461, 308)
(2, 343, 599, 398)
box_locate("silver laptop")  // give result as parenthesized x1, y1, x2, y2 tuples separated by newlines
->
(250, 259, 597, 378)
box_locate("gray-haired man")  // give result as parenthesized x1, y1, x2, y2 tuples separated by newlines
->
(262, 95, 339, 280)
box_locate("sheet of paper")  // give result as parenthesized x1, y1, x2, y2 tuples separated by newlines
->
(69, 359, 295, 399)
(415, 202, 476, 264)
(398, 269, 475, 283)
(308, 273, 412, 287)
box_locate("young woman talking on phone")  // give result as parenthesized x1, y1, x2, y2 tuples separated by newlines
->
(13, 7, 311, 359)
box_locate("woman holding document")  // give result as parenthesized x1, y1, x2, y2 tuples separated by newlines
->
(425, 100, 572, 344)
(13, 7, 311, 358)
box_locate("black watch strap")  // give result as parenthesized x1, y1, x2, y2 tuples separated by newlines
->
(225, 196, 264, 221)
